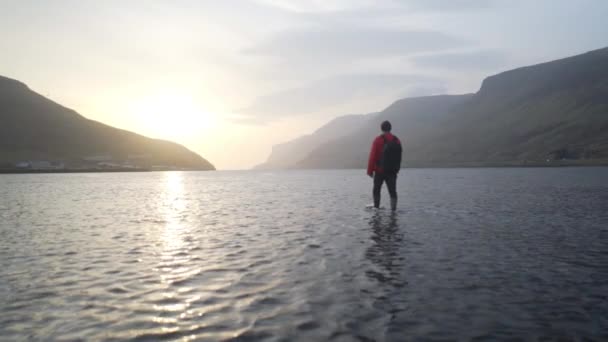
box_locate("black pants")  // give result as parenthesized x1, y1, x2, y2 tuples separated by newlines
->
(373, 172, 397, 208)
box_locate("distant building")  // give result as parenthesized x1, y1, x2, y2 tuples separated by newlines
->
(127, 153, 151, 160)
(84, 155, 112, 162)
(151, 165, 173, 170)
(97, 161, 139, 169)
(16, 161, 65, 170)
(97, 162, 122, 169)
(15, 161, 30, 168)
(31, 161, 53, 169)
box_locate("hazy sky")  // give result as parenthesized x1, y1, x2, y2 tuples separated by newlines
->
(1, 0, 607, 169)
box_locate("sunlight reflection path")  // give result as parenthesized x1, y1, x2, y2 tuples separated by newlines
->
(155, 172, 197, 313)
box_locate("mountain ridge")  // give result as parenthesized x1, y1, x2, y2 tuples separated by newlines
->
(0, 75, 215, 170)
(259, 47, 608, 169)
(254, 113, 373, 170)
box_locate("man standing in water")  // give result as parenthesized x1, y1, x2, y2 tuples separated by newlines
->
(367, 120, 402, 210)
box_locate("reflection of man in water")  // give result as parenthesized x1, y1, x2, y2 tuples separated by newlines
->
(367, 121, 402, 210)
(365, 212, 405, 287)
(365, 212, 409, 342)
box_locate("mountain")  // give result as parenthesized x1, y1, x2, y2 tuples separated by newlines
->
(0, 75, 215, 170)
(261, 47, 608, 169)
(295, 94, 475, 169)
(254, 113, 371, 169)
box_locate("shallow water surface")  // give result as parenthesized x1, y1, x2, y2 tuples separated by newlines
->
(1, 168, 607, 341)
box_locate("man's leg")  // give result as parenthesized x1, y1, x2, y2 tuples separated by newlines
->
(373, 173, 384, 208)
(386, 173, 398, 211)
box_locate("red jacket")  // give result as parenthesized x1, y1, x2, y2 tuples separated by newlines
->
(367, 133, 400, 175)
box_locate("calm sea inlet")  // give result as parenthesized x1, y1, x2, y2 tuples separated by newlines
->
(1, 168, 607, 341)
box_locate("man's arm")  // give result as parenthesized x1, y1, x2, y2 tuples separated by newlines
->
(397, 142, 403, 173)
(367, 137, 379, 176)
(396, 139, 403, 173)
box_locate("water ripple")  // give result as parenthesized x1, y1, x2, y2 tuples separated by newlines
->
(0, 169, 607, 341)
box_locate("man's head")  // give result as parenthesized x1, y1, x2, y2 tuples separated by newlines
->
(381, 120, 392, 133)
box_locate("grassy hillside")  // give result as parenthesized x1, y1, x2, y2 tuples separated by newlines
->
(0, 76, 215, 170)
(295, 95, 474, 168)
(407, 47, 608, 164)
(262, 47, 608, 169)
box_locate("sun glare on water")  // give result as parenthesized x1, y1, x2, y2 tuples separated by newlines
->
(129, 90, 217, 141)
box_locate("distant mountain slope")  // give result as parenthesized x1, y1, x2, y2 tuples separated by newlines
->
(254, 113, 372, 169)
(0, 76, 215, 170)
(295, 94, 474, 168)
(403, 47, 608, 165)
(260, 47, 608, 169)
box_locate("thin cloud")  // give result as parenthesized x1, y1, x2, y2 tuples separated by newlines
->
(244, 27, 469, 64)
(253, 0, 494, 13)
(411, 50, 509, 71)
(398, 0, 496, 12)
(406, 84, 449, 97)
(237, 73, 443, 124)
(252, 0, 384, 13)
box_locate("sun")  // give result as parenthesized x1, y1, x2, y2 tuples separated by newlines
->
(128, 90, 216, 141)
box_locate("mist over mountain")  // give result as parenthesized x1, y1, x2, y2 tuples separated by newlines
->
(255, 114, 372, 169)
(260, 47, 608, 169)
(0, 76, 215, 170)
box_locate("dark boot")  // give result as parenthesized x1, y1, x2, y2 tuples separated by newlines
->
(373, 193, 380, 208)
(390, 197, 397, 211)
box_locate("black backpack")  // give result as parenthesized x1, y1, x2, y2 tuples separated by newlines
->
(380, 135, 402, 173)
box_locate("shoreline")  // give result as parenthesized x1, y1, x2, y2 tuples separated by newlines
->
(283, 160, 608, 170)
(3, 162, 608, 174)
(0, 168, 214, 174)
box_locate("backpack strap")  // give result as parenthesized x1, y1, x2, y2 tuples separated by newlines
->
(376, 135, 387, 167)
(383, 134, 397, 143)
